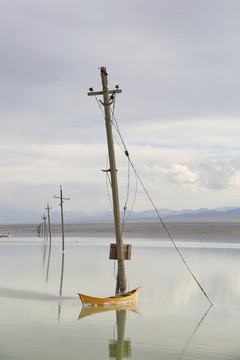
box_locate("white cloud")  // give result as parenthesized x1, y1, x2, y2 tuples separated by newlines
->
(159, 163, 198, 186)
(229, 170, 240, 187)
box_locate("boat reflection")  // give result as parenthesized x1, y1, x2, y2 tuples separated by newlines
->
(78, 302, 140, 319)
(79, 303, 140, 360)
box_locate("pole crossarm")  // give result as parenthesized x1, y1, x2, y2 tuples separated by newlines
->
(54, 195, 70, 203)
(88, 89, 122, 96)
(45, 204, 52, 212)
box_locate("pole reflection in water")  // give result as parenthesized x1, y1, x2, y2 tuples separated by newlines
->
(59, 252, 65, 297)
(78, 304, 140, 360)
(42, 242, 47, 267)
(109, 309, 131, 360)
(46, 242, 52, 284)
(58, 252, 65, 320)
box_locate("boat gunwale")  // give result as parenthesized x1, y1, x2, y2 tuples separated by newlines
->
(78, 286, 141, 306)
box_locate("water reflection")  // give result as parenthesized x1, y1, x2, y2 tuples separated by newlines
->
(42, 241, 65, 297)
(109, 309, 131, 360)
(178, 304, 213, 360)
(79, 304, 139, 360)
(59, 253, 65, 296)
(46, 242, 52, 284)
(78, 303, 140, 319)
(1, 239, 240, 359)
(42, 242, 47, 266)
(58, 253, 65, 320)
(42, 240, 65, 320)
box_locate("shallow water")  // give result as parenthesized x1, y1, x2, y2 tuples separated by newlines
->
(0, 234, 240, 359)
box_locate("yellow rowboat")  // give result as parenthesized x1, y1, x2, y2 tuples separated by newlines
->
(78, 286, 141, 307)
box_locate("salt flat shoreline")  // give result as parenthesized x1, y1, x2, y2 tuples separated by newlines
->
(1, 221, 240, 241)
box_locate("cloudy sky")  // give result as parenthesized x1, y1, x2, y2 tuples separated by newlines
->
(1, 0, 240, 217)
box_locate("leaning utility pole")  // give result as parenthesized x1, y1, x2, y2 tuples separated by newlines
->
(45, 203, 52, 243)
(88, 67, 127, 294)
(54, 185, 70, 253)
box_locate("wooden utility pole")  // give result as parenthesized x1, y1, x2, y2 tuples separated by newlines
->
(42, 214, 48, 240)
(54, 185, 70, 253)
(45, 203, 52, 243)
(88, 66, 127, 294)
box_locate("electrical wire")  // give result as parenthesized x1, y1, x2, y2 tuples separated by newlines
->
(93, 93, 213, 306)
(110, 103, 213, 306)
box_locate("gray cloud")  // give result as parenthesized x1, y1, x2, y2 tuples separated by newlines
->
(1, 0, 240, 217)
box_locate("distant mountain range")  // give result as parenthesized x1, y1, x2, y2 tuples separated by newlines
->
(0, 204, 240, 224)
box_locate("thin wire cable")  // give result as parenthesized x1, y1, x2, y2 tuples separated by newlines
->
(121, 159, 138, 230)
(110, 108, 138, 224)
(121, 156, 130, 231)
(128, 157, 213, 305)
(110, 110, 213, 306)
(94, 95, 105, 120)
(92, 95, 213, 305)
(177, 303, 213, 360)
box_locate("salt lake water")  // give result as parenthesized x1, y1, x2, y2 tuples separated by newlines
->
(0, 229, 240, 359)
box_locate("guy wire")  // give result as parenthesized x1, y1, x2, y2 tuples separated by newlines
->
(94, 94, 213, 305)
(110, 110, 138, 230)
(110, 111, 213, 306)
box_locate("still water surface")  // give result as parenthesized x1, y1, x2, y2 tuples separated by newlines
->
(0, 234, 240, 359)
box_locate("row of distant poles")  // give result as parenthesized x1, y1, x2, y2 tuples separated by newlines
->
(37, 185, 70, 253)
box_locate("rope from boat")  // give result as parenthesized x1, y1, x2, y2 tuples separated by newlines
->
(110, 112, 214, 306)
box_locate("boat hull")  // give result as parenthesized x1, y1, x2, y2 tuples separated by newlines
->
(78, 286, 141, 307)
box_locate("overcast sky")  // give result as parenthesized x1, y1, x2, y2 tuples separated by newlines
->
(1, 0, 240, 217)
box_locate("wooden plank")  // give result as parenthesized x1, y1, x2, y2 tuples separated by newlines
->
(109, 243, 132, 260)
(88, 89, 122, 96)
